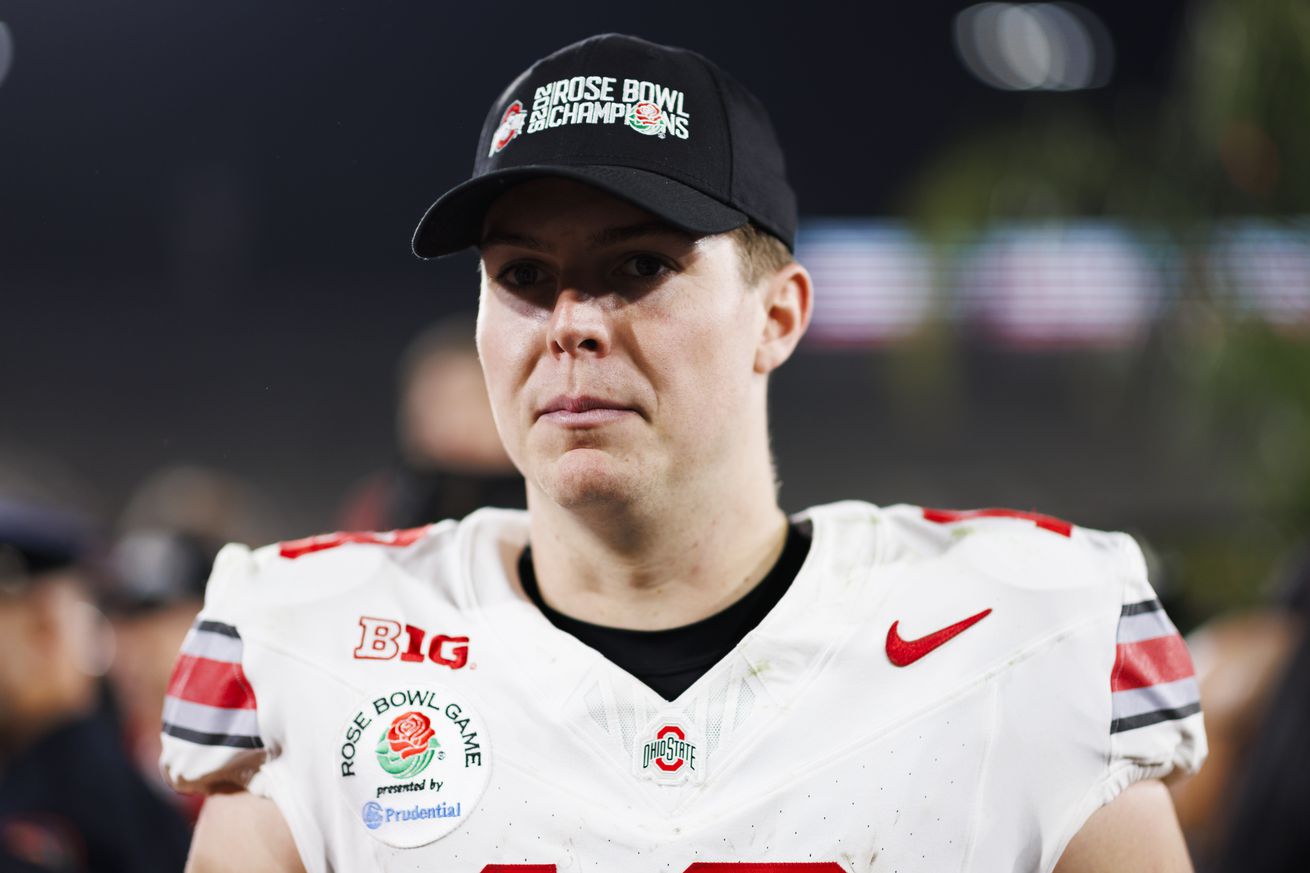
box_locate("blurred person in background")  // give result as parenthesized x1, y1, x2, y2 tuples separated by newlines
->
(0, 495, 190, 873)
(106, 529, 215, 825)
(105, 465, 275, 822)
(1171, 548, 1310, 872)
(339, 313, 524, 530)
(115, 466, 279, 552)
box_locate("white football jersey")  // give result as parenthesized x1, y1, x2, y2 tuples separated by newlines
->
(160, 501, 1205, 873)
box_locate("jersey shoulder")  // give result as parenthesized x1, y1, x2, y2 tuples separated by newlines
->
(201, 508, 530, 623)
(159, 509, 529, 795)
(818, 500, 1207, 781)
(871, 501, 1154, 599)
(213, 520, 452, 611)
(802, 499, 1149, 597)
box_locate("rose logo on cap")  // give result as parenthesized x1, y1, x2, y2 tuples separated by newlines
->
(489, 100, 524, 157)
(626, 101, 667, 138)
(375, 711, 442, 779)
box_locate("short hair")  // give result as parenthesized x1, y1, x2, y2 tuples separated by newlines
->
(727, 222, 794, 287)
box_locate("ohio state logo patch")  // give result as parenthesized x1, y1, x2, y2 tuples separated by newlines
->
(634, 717, 702, 786)
(338, 685, 491, 848)
(489, 99, 525, 156)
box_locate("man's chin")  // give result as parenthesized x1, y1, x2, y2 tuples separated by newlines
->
(535, 448, 645, 510)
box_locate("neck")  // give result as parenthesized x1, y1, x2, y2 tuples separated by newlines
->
(525, 458, 788, 631)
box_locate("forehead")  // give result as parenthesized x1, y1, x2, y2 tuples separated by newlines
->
(480, 178, 690, 250)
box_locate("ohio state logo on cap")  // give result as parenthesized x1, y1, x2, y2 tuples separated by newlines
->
(489, 100, 525, 156)
(634, 717, 702, 786)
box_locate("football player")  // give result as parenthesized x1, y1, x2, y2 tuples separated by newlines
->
(163, 34, 1205, 873)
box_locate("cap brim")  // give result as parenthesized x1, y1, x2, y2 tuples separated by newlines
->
(412, 165, 748, 259)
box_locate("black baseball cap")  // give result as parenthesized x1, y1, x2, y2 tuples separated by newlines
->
(0, 497, 92, 590)
(412, 33, 797, 258)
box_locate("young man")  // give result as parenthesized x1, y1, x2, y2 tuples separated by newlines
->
(163, 34, 1205, 873)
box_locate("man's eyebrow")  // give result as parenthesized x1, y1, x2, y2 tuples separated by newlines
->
(587, 221, 690, 248)
(479, 230, 550, 251)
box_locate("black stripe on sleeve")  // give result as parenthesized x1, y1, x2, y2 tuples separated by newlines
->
(162, 721, 264, 749)
(1120, 598, 1163, 617)
(194, 619, 241, 639)
(1109, 701, 1201, 734)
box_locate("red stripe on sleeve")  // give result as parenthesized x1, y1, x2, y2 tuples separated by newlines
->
(922, 507, 1073, 537)
(279, 526, 429, 559)
(1111, 634, 1196, 692)
(165, 653, 258, 710)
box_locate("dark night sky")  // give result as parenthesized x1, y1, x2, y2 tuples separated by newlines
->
(0, 0, 1187, 276)
(0, 0, 1194, 530)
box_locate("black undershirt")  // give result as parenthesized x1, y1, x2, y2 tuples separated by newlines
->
(517, 522, 812, 701)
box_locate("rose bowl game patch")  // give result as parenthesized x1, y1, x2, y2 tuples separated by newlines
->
(336, 684, 492, 848)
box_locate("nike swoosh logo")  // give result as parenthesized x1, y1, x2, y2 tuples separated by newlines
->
(885, 608, 993, 667)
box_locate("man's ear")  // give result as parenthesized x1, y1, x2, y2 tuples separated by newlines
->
(754, 261, 813, 374)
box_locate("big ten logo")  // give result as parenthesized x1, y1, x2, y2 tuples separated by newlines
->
(354, 617, 469, 669)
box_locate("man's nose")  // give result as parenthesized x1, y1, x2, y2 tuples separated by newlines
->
(547, 288, 610, 358)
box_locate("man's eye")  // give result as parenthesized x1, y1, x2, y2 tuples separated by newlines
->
(499, 263, 548, 287)
(618, 255, 672, 279)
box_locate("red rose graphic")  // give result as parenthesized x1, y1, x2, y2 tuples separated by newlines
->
(387, 711, 435, 760)
(633, 102, 662, 126)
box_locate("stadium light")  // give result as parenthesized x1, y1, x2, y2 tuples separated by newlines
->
(954, 3, 1113, 92)
(0, 22, 13, 90)
(796, 220, 935, 347)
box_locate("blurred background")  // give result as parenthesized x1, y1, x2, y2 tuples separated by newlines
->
(1, 0, 1307, 869)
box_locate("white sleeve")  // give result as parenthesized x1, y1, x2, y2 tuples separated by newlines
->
(1101, 532, 1207, 792)
(159, 542, 270, 795)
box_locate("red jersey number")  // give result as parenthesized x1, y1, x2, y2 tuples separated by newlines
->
(479, 859, 838, 865)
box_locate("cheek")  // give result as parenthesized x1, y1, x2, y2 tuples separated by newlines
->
(640, 295, 758, 425)
(477, 296, 539, 438)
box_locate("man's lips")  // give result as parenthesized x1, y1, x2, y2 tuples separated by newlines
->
(536, 395, 639, 426)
